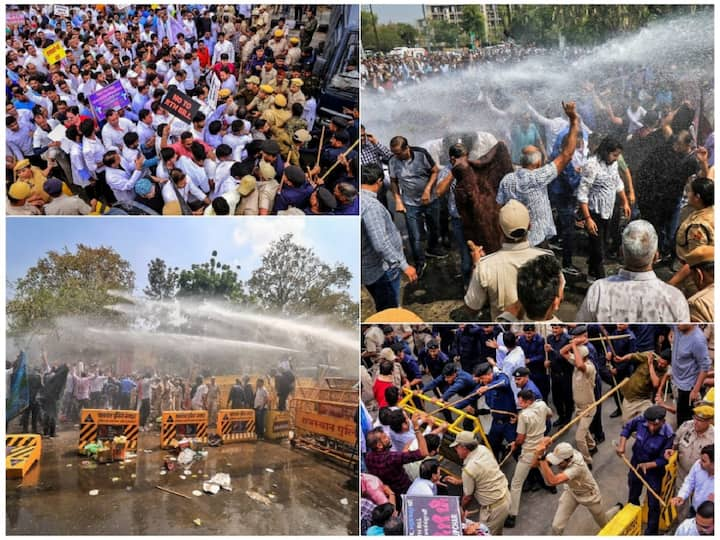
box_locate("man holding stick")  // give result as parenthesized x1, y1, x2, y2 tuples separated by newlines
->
(561, 340, 597, 466)
(616, 405, 675, 535)
(533, 438, 621, 535)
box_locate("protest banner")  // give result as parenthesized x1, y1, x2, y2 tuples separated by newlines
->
(43, 42, 66, 65)
(159, 86, 200, 123)
(403, 496, 463, 536)
(207, 73, 221, 111)
(7, 11, 25, 26)
(88, 81, 132, 121)
(54, 5, 70, 17)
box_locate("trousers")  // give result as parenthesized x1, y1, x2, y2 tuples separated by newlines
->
(551, 490, 610, 535)
(575, 405, 596, 464)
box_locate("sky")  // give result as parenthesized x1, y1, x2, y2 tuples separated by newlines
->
(367, 4, 424, 25)
(6, 217, 360, 300)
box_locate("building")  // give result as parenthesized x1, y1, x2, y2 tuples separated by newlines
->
(422, 4, 507, 43)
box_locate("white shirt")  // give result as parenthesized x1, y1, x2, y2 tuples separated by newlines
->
(212, 40, 235, 65)
(161, 177, 206, 204)
(501, 346, 527, 405)
(137, 121, 156, 148)
(177, 155, 211, 194)
(407, 477, 437, 496)
(222, 133, 252, 161)
(211, 161, 235, 199)
(106, 166, 142, 203)
(101, 120, 132, 150)
(68, 140, 91, 187)
(82, 136, 106, 176)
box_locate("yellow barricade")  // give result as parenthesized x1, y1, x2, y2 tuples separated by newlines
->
(161, 410, 208, 448)
(217, 409, 256, 443)
(399, 388, 492, 451)
(265, 410, 291, 440)
(79, 409, 139, 453)
(598, 503, 642, 535)
(642, 451, 678, 532)
(6, 434, 42, 479)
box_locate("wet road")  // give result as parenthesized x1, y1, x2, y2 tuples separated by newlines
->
(6, 430, 358, 535)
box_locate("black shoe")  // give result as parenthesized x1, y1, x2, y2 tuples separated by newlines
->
(543, 484, 558, 494)
(425, 247, 448, 259)
(504, 515, 516, 528)
(589, 446, 598, 455)
(595, 434, 606, 444)
(522, 482, 533, 493)
(552, 418, 565, 427)
(530, 482, 542, 492)
(588, 463, 593, 471)
(610, 409, 622, 418)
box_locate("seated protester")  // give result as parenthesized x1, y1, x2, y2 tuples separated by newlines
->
(161, 168, 210, 214)
(674, 500, 714, 536)
(361, 473, 395, 508)
(43, 178, 91, 215)
(366, 503, 396, 536)
(176, 142, 212, 195)
(406, 458, 441, 496)
(134, 177, 165, 214)
(256, 160, 281, 215)
(7, 181, 41, 215)
(305, 186, 337, 215)
(204, 175, 257, 216)
(333, 182, 359, 215)
(404, 433, 443, 481)
(273, 165, 314, 214)
(104, 149, 144, 203)
(211, 144, 236, 199)
(223, 119, 253, 161)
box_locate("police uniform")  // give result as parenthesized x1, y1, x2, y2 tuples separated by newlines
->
(620, 406, 675, 535)
(548, 329, 573, 425)
(475, 371, 517, 459)
(685, 246, 714, 323)
(672, 407, 714, 487)
(509, 398, 552, 518)
(459, 441, 511, 535)
(569, 345, 597, 464)
(544, 444, 611, 534)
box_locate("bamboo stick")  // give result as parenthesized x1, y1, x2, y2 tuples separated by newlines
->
(155, 485, 192, 500)
(614, 448, 667, 507)
(318, 138, 360, 182)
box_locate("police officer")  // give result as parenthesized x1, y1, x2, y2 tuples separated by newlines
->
(463, 362, 517, 460)
(452, 324, 482, 374)
(616, 405, 675, 535)
(519, 325, 550, 402)
(534, 439, 620, 535)
(560, 341, 597, 466)
(547, 323, 573, 427)
(605, 323, 638, 418)
(418, 363, 476, 424)
(417, 340, 450, 382)
(570, 326, 606, 444)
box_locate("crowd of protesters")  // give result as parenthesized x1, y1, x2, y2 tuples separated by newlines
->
(360, 323, 714, 535)
(6, 5, 359, 216)
(361, 43, 714, 322)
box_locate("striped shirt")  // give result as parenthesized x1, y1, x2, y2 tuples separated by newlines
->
(496, 162, 558, 246)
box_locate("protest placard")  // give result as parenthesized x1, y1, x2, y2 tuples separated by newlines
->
(402, 496, 463, 536)
(159, 87, 200, 124)
(43, 42, 67, 65)
(88, 81, 132, 121)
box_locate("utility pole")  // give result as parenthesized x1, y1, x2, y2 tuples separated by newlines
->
(368, 5, 380, 50)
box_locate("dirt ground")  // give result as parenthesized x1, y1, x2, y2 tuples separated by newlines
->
(361, 222, 677, 322)
(6, 428, 358, 536)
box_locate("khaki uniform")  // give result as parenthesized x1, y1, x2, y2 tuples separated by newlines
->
(571, 359, 597, 464)
(551, 450, 612, 534)
(288, 89, 306, 109)
(249, 95, 274, 115)
(462, 445, 511, 535)
(256, 179, 280, 211)
(510, 400, 552, 516)
(286, 46, 301, 67)
(621, 353, 668, 422)
(688, 285, 713, 323)
(260, 68, 277, 86)
(673, 420, 714, 487)
(675, 206, 714, 262)
(464, 242, 552, 319)
(207, 384, 220, 427)
(261, 107, 292, 129)
(268, 38, 288, 59)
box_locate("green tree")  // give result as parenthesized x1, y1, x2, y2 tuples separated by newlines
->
(144, 258, 179, 300)
(175, 250, 245, 302)
(427, 19, 460, 48)
(461, 5, 487, 44)
(361, 9, 380, 49)
(7, 245, 135, 334)
(396, 23, 419, 47)
(247, 234, 358, 327)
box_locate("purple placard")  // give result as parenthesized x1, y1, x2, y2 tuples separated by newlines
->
(403, 495, 463, 536)
(88, 80, 131, 121)
(7, 12, 25, 26)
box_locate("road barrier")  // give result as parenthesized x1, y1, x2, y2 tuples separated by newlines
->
(598, 503, 642, 535)
(79, 409, 139, 453)
(217, 409, 256, 442)
(160, 410, 208, 448)
(265, 410, 291, 440)
(398, 388, 492, 451)
(6, 434, 42, 478)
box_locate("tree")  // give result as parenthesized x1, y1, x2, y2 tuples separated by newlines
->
(246, 234, 358, 327)
(461, 5, 487, 44)
(427, 19, 460, 48)
(396, 23, 419, 47)
(7, 244, 135, 334)
(144, 258, 179, 300)
(175, 250, 245, 302)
